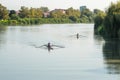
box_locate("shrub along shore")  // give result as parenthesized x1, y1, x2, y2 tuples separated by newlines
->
(0, 18, 90, 26)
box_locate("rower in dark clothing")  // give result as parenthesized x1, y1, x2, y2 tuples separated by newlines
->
(47, 42, 53, 51)
(76, 33, 79, 39)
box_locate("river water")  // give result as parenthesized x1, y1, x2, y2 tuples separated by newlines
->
(0, 24, 120, 80)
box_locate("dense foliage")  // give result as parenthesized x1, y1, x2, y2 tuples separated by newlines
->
(0, 4, 9, 20)
(0, 3, 95, 25)
(94, 9, 106, 35)
(94, 1, 120, 39)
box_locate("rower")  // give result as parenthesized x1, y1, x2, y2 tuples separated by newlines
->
(47, 42, 53, 51)
(76, 33, 79, 39)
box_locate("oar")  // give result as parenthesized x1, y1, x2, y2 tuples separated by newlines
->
(52, 45, 65, 48)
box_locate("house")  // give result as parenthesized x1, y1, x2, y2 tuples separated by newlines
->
(43, 12, 50, 18)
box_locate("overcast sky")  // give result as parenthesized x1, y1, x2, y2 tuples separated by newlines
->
(0, 0, 118, 11)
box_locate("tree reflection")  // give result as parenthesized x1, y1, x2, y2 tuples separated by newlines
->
(0, 26, 7, 49)
(103, 39, 120, 74)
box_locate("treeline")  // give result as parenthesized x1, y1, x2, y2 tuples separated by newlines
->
(0, 3, 100, 25)
(94, 1, 120, 40)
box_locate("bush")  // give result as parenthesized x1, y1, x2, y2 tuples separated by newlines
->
(9, 20, 18, 25)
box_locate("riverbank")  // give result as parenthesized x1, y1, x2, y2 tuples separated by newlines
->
(0, 18, 93, 26)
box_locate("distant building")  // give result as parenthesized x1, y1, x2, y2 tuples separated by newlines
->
(93, 9, 101, 14)
(16, 11, 20, 15)
(80, 6, 87, 12)
(43, 12, 50, 18)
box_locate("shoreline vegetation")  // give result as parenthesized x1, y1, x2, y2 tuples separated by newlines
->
(0, 3, 104, 26)
(94, 0, 120, 40)
(0, 18, 80, 26)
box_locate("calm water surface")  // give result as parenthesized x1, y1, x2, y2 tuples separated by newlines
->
(0, 24, 120, 80)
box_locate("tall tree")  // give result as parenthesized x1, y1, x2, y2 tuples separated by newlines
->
(19, 6, 30, 18)
(94, 10, 106, 28)
(104, 1, 120, 38)
(40, 7, 49, 12)
(80, 8, 94, 22)
(0, 4, 9, 20)
(94, 11, 106, 34)
(35, 8, 43, 18)
(66, 7, 80, 22)
(9, 10, 19, 20)
(66, 7, 80, 18)
(50, 9, 67, 18)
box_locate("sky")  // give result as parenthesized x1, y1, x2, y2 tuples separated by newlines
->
(0, 0, 118, 11)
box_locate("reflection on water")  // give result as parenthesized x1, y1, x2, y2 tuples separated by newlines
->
(103, 39, 120, 74)
(0, 26, 7, 48)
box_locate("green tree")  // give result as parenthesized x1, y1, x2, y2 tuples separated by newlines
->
(19, 6, 30, 18)
(104, 1, 120, 38)
(81, 9, 92, 17)
(50, 9, 67, 18)
(66, 7, 80, 22)
(66, 7, 80, 18)
(94, 10, 106, 35)
(80, 8, 93, 23)
(34, 8, 43, 18)
(9, 10, 19, 20)
(29, 7, 35, 18)
(9, 10, 16, 17)
(94, 1, 120, 39)
(40, 7, 49, 12)
(80, 15, 89, 23)
(0, 4, 9, 20)
(69, 16, 77, 22)
(29, 7, 43, 18)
